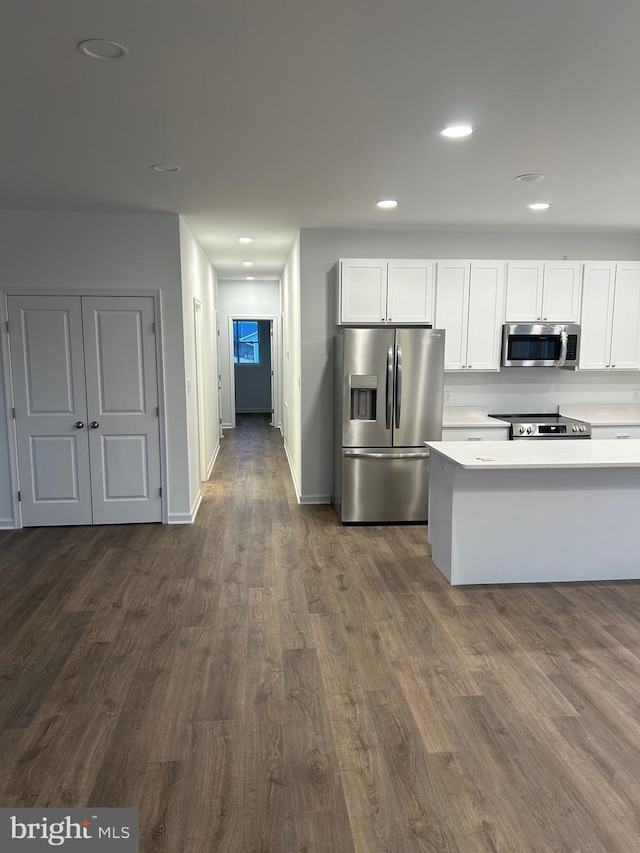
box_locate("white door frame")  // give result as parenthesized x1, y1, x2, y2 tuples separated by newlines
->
(0, 287, 169, 528)
(227, 313, 281, 430)
(193, 298, 207, 482)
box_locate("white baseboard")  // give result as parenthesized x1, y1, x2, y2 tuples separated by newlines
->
(206, 442, 220, 479)
(284, 440, 301, 503)
(168, 491, 202, 525)
(0, 517, 16, 529)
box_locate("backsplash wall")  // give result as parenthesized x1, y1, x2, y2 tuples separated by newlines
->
(444, 369, 640, 413)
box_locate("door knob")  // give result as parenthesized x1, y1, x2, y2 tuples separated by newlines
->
(74, 421, 85, 429)
(90, 421, 100, 429)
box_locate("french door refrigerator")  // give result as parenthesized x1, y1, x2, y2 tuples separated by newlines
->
(333, 327, 445, 523)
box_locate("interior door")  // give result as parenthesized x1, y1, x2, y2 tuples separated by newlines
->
(9, 294, 162, 526)
(8, 296, 93, 526)
(83, 296, 162, 524)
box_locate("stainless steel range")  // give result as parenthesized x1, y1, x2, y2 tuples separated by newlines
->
(490, 413, 592, 439)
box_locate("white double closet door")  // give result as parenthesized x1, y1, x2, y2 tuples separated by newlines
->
(9, 295, 162, 526)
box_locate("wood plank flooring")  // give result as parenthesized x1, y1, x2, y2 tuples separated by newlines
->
(2, 413, 640, 850)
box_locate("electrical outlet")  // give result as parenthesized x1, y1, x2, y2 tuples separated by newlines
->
(444, 392, 452, 403)
(633, 389, 640, 402)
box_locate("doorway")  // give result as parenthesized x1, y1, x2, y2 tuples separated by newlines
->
(228, 316, 280, 428)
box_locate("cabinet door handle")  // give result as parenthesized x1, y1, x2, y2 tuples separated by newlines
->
(467, 436, 483, 441)
(617, 434, 631, 439)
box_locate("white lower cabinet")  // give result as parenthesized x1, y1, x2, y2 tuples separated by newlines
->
(441, 427, 509, 442)
(435, 260, 506, 371)
(590, 425, 640, 440)
(580, 262, 640, 370)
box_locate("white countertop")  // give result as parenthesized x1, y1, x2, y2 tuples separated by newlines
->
(426, 439, 640, 469)
(559, 404, 640, 425)
(442, 406, 510, 428)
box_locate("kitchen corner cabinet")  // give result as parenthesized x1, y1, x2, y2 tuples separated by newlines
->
(579, 262, 640, 370)
(435, 260, 506, 371)
(338, 258, 435, 324)
(505, 261, 582, 323)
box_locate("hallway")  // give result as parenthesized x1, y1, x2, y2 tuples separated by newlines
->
(2, 416, 640, 851)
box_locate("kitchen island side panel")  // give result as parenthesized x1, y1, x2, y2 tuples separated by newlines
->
(431, 461, 640, 585)
(428, 453, 455, 580)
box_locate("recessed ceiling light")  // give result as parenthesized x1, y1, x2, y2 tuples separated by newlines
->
(441, 124, 473, 138)
(516, 173, 546, 183)
(238, 236, 254, 244)
(376, 199, 398, 209)
(242, 261, 254, 267)
(77, 39, 128, 60)
(529, 202, 551, 210)
(151, 164, 181, 173)
(246, 275, 255, 281)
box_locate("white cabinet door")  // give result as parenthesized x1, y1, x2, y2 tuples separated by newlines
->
(435, 261, 470, 370)
(83, 297, 162, 524)
(591, 425, 640, 439)
(505, 262, 544, 321)
(387, 260, 435, 324)
(8, 296, 93, 526)
(579, 263, 616, 370)
(610, 263, 640, 370)
(441, 427, 509, 441)
(542, 262, 582, 322)
(466, 261, 505, 371)
(9, 294, 162, 526)
(339, 259, 387, 323)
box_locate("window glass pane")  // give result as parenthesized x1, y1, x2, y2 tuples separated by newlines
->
(233, 320, 260, 364)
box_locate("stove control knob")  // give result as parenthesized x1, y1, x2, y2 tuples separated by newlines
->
(526, 425, 533, 434)
(518, 425, 525, 434)
(572, 425, 578, 432)
(581, 425, 587, 432)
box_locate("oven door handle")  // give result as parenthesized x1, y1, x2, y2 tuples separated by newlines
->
(557, 329, 568, 367)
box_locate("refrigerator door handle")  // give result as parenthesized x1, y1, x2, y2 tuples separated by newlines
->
(395, 345, 403, 429)
(386, 345, 394, 429)
(343, 450, 430, 460)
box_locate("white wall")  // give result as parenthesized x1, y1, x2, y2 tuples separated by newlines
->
(281, 235, 302, 498)
(299, 227, 640, 503)
(179, 217, 220, 519)
(217, 279, 281, 427)
(0, 211, 191, 526)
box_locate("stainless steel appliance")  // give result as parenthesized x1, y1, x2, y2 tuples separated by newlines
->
(333, 327, 445, 523)
(489, 413, 591, 439)
(501, 323, 580, 369)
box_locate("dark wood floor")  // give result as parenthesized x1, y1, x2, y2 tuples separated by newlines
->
(2, 415, 640, 851)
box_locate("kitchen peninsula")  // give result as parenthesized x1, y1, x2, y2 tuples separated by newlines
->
(426, 439, 640, 585)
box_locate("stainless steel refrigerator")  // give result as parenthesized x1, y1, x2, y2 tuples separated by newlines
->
(333, 327, 445, 523)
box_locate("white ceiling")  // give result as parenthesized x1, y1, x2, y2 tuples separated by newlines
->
(3, 0, 640, 280)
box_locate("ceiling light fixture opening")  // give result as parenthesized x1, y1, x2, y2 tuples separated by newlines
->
(77, 39, 128, 60)
(242, 261, 254, 267)
(441, 124, 473, 138)
(246, 275, 255, 281)
(376, 199, 398, 210)
(529, 202, 551, 210)
(238, 236, 254, 243)
(516, 173, 546, 183)
(151, 163, 181, 173)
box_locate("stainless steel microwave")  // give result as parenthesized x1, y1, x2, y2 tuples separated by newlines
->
(501, 323, 581, 369)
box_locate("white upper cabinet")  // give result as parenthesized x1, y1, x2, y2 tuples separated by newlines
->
(505, 261, 582, 322)
(386, 260, 435, 324)
(435, 260, 505, 371)
(338, 258, 435, 324)
(338, 259, 387, 324)
(580, 262, 640, 370)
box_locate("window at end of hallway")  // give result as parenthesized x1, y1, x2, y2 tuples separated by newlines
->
(233, 320, 260, 364)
